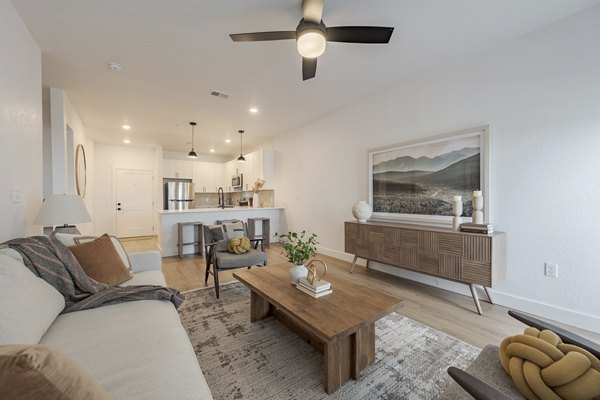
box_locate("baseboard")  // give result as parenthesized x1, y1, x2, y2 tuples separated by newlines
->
(316, 245, 600, 333)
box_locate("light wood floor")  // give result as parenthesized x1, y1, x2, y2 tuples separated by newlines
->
(120, 236, 600, 349)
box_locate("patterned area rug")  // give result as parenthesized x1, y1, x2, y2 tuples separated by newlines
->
(178, 283, 479, 400)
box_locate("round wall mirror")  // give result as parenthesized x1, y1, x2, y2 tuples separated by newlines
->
(75, 144, 87, 198)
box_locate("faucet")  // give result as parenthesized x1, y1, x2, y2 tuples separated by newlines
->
(217, 187, 224, 209)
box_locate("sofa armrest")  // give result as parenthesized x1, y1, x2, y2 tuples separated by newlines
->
(128, 251, 162, 273)
(447, 367, 512, 400)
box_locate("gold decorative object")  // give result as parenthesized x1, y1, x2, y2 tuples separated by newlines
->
(305, 259, 327, 286)
(75, 144, 87, 198)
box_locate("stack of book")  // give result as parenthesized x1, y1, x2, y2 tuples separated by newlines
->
(296, 278, 333, 298)
(460, 223, 494, 234)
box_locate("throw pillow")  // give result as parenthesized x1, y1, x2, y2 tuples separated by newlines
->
(0, 254, 65, 345)
(224, 221, 245, 239)
(499, 327, 600, 399)
(74, 235, 132, 270)
(228, 237, 251, 254)
(69, 234, 132, 285)
(0, 344, 110, 399)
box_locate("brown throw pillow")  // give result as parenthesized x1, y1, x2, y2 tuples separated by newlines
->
(0, 344, 110, 400)
(69, 234, 132, 285)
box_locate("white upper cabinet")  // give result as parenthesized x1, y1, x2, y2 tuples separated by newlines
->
(163, 159, 193, 179)
(193, 162, 222, 192)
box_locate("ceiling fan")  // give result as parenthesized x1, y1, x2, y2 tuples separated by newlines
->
(229, 0, 394, 81)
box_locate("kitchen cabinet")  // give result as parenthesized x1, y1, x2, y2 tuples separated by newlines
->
(163, 159, 193, 179)
(193, 162, 222, 192)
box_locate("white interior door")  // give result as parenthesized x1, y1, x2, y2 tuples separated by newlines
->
(115, 169, 154, 238)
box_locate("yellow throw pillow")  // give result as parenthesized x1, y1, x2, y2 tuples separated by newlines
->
(69, 234, 132, 285)
(228, 237, 252, 254)
(0, 344, 110, 400)
(499, 327, 600, 400)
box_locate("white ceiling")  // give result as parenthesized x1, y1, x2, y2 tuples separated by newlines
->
(11, 0, 600, 157)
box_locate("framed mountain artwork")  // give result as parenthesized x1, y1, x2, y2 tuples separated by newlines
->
(368, 126, 491, 226)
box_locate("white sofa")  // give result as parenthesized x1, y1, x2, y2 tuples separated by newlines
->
(0, 236, 213, 400)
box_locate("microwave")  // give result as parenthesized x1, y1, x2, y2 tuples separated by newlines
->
(232, 174, 243, 189)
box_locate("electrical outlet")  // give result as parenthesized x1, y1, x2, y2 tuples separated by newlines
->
(544, 262, 558, 278)
(10, 187, 22, 204)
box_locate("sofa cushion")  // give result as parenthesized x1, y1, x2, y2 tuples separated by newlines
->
(40, 300, 213, 400)
(0, 254, 65, 345)
(119, 270, 167, 287)
(0, 344, 110, 400)
(57, 233, 131, 270)
(69, 235, 132, 285)
(215, 248, 267, 269)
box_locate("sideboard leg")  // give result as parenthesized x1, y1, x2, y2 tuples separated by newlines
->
(469, 284, 483, 315)
(483, 286, 494, 304)
(349, 255, 359, 273)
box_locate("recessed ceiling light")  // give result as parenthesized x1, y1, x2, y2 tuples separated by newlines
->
(249, 107, 259, 113)
(225, 139, 231, 143)
(209, 148, 215, 153)
(122, 124, 131, 130)
(108, 62, 122, 72)
(123, 139, 131, 144)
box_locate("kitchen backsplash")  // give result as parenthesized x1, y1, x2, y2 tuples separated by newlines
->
(194, 189, 274, 208)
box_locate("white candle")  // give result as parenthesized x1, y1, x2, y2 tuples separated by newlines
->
(473, 191, 482, 197)
(453, 195, 461, 201)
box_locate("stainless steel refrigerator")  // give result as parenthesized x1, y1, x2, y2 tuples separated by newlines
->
(164, 181, 195, 210)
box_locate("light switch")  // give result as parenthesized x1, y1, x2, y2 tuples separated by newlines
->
(10, 187, 22, 204)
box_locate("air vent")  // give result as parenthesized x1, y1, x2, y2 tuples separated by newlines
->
(209, 90, 230, 99)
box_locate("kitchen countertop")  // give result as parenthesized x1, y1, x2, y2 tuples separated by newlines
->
(158, 206, 283, 214)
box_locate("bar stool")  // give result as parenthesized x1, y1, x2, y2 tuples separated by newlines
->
(247, 217, 270, 247)
(177, 222, 204, 259)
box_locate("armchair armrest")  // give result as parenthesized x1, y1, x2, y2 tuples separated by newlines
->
(508, 310, 600, 359)
(447, 367, 512, 400)
(128, 251, 162, 273)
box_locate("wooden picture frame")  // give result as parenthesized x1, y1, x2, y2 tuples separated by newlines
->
(368, 126, 491, 227)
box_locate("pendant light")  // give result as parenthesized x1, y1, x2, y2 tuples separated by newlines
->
(237, 130, 246, 162)
(187, 122, 198, 159)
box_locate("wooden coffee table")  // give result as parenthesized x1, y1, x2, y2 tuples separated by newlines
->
(233, 263, 403, 393)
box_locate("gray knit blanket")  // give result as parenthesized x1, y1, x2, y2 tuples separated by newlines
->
(5, 234, 184, 312)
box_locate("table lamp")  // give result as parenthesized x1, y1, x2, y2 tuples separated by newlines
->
(34, 194, 92, 234)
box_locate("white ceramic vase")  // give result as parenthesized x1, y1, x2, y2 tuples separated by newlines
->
(252, 193, 259, 208)
(289, 264, 308, 285)
(352, 201, 372, 223)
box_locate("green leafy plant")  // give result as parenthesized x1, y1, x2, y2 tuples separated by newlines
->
(274, 230, 318, 265)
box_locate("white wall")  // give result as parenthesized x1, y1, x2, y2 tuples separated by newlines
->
(93, 142, 158, 235)
(0, 0, 43, 241)
(272, 6, 600, 331)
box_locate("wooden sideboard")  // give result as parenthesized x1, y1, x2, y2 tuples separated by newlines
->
(344, 220, 506, 314)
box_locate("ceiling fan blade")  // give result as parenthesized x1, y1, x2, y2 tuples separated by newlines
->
(302, 0, 324, 24)
(302, 57, 317, 81)
(229, 31, 296, 42)
(326, 26, 394, 43)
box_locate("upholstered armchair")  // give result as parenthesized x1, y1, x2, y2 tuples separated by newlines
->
(203, 221, 267, 298)
(441, 310, 600, 400)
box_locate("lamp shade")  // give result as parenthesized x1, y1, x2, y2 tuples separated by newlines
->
(33, 195, 92, 226)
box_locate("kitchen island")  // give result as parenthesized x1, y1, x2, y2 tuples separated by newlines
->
(157, 207, 284, 257)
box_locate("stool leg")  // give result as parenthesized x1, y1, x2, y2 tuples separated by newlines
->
(213, 266, 220, 299)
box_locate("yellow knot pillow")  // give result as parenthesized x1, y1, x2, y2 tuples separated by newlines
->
(499, 327, 600, 400)
(227, 237, 251, 254)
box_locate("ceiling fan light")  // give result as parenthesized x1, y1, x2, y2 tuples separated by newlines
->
(297, 30, 326, 58)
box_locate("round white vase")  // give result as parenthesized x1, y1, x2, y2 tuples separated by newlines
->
(289, 264, 308, 285)
(252, 193, 259, 208)
(352, 201, 372, 223)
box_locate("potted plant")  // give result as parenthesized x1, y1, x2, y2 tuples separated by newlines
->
(274, 230, 318, 284)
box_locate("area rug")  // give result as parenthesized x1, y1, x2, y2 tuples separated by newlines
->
(178, 283, 480, 400)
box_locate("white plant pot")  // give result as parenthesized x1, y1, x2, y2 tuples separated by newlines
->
(289, 264, 308, 285)
(252, 193, 259, 208)
(352, 201, 372, 223)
